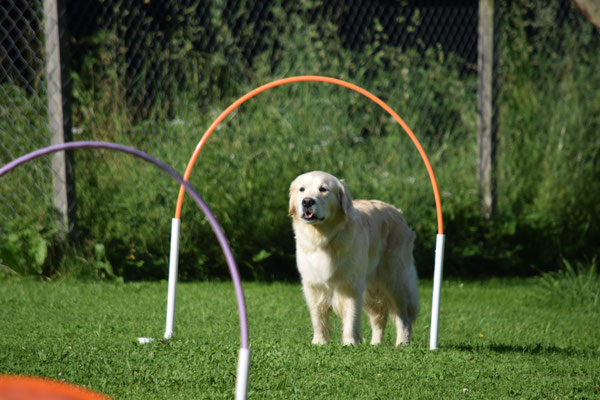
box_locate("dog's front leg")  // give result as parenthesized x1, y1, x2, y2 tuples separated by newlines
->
(335, 287, 363, 346)
(303, 283, 331, 344)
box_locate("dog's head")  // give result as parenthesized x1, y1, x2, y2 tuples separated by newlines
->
(288, 171, 353, 225)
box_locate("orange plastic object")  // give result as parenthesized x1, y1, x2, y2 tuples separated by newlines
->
(174, 75, 443, 234)
(0, 375, 113, 400)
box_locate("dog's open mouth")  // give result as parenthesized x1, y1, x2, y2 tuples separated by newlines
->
(302, 208, 323, 223)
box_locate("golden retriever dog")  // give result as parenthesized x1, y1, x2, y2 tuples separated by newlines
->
(289, 171, 418, 346)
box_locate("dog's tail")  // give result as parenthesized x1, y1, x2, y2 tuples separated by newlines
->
(406, 257, 419, 323)
(407, 294, 419, 323)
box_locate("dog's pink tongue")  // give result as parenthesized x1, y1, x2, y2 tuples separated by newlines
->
(305, 210, 313, 219)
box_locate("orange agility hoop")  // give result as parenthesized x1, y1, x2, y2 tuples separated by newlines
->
(0, 375, 113, 399)
(174, 75, 443, 234)
(166, 75, 446, 351)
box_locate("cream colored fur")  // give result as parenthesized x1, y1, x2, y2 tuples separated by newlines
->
(289, 171, 419, 346)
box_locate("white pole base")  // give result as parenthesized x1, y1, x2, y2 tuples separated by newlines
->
(429, 233, 446, 350)
(165, 218, 181, 339)
(235, 348, 251, 400)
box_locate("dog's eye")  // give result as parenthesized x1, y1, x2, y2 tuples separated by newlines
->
(319, 186, 328, 193)
(299, 187, 305, 192)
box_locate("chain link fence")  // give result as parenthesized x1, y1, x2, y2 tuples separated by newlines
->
(60, 0, 480, 120)
(1, 0, 52, 210)
(1, 0, 598, 278)
(1, 0, 65, 276)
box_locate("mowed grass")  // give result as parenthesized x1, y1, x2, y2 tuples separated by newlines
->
(0, 278, 599, 399)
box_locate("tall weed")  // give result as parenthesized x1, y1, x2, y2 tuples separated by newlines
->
(496, 0, 600, 270)
(540, 258, 599, 307)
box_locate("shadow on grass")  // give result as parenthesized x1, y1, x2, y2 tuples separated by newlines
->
(448, 343, 596, 357)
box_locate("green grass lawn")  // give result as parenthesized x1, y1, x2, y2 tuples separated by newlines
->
(1, 278, 599, 399)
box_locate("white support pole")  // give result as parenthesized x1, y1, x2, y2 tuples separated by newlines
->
(164, 218, 181, 339)
(429, 234, 446, 350)
(235, 348, 251, 400)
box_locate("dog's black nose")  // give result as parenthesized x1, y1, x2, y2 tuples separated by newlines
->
(302, 197, 316, 208)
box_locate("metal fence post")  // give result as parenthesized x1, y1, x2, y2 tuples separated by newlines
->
(43, 0, 76, 234)
(477, 0, 497, 219)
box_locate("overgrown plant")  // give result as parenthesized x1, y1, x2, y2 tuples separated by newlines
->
(540, 258, 599, 307)
(1, 0, 598, 280)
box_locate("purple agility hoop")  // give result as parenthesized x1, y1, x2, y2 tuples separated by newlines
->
(0, 141, 250, 400)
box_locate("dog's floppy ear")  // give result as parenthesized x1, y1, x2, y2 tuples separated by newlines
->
(288, 180, 297, 216)
(338, 179, 353, 215)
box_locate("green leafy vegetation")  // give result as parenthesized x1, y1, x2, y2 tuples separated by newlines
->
(1, 0, 598, 280)
(540, 258, 599, 307)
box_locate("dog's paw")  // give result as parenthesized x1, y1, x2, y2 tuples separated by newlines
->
(312, 336, 329, 345)
(342, 337, 360, 346)
(395, 337, 411, 347)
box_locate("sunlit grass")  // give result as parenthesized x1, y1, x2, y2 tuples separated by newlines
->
(1, 278, 598, 399)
